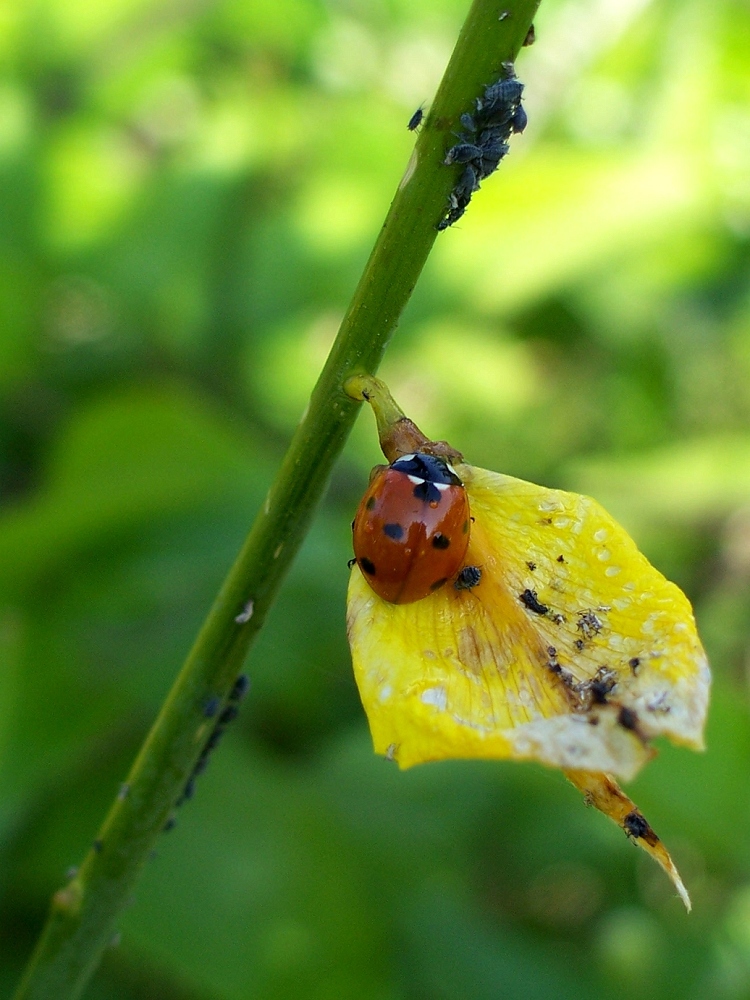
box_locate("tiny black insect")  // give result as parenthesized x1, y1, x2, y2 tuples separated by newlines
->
(436, 201, 467, 230)
(407, 105, 424, 131)
(477, 140, 509, 178)
(203, 696, 221, 718)
(230, 674, 250, 702)
(455, 565, 482, 590)
(519, 589, 549, 614)
(454, 165, 479, 202)
(510, 104, 528, 134)
(480, 79, 524, 115)
(590, 676, 616, 704)
(444, 142, 483, 165)
(347, 557, 356, 569)
(623, 810, 650, 840)
(219, 704, 239, 726)
(618, 706, 639, 731)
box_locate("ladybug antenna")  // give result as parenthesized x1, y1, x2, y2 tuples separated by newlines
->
(344, 374, 463, 464)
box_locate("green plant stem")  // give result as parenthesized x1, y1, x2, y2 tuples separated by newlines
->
(13, 2, 539, 997)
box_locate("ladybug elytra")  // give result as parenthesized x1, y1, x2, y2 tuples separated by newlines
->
(352, 452, 471, 604)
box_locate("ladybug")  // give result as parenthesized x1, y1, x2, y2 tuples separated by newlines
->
(352, 452, 471, 603)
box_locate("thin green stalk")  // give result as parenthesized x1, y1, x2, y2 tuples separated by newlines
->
(14, 2, 539, 996)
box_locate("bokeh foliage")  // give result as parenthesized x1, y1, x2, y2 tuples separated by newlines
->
(2, 0, 750, 997)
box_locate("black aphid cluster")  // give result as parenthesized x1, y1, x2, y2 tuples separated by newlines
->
(163, 674, 250, 832)
(437, 63, 526, 231)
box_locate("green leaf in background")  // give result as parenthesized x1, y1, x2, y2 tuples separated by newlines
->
(3, 0, 750, 996)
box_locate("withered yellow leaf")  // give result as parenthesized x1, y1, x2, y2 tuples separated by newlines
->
(344, 375, 707, 909)
(347, 466, 710, 780)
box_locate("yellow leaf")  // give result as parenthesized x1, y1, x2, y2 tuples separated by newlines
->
(344, 376, 709, 909)
(348, 465, 709, 780)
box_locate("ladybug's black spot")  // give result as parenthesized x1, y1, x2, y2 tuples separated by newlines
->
(455, 566, 482, 590)
(618, 706, 638, 731)
(360, 557, 376, 576)
(366, 496, 377, 510)
(383, 523, 404, 540)
(413, 480, 442, 504)
(430, 577, 449, 591)
(463, 520, 469, 533)
(623, 810, 651, 841)
(432, 533, 450, 549)
(519, 589, 549, 614)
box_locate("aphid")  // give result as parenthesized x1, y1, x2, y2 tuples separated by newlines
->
(577, 610, 604, 638)
(519, 589, 549, 615)
(444, 142, 483, 165)
(352, 452, 471, 603)
(460, 112, 477, 133)
(510, 104, 528, 133)
(454, 165, 479, 202)
(623, 810, 651, 841)
(587, 667, 617, 705)
(437, 200, 468, 230)
(618, 706, 639, 731)
(219, 704, 239, 725)
(477, 140, 509, 178)
(455, 565, 482, 591)
(407, 105, 425, 131)
(203, 696, 221, 718)
(230, 674, 250, 702)
(480, 79, 524, 115)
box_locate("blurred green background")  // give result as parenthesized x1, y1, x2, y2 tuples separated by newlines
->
(2, 0, 750, 996)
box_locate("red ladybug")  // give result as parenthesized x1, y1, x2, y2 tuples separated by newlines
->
(352, 452, 471, 603)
